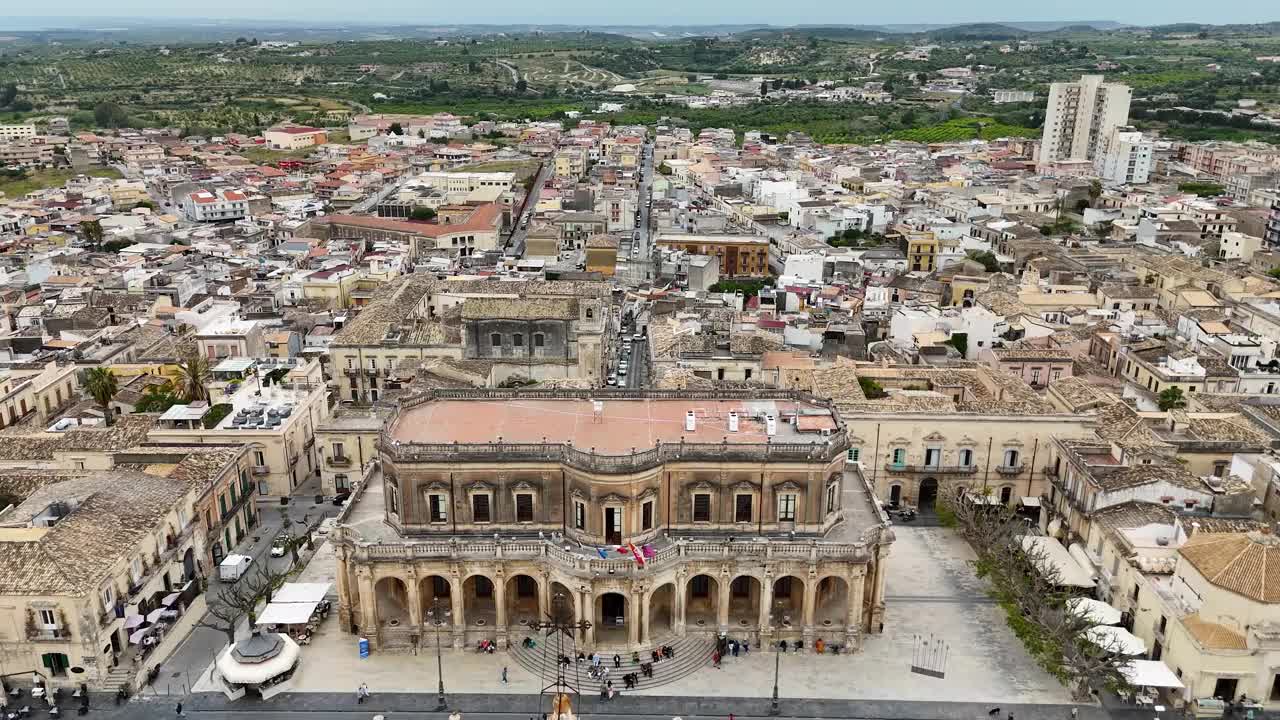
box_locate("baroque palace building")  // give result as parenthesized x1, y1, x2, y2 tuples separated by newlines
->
(333, 389, 893, 653)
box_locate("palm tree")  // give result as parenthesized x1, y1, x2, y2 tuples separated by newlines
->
(175, 351, 210, 403)
(82, 367, 118, 426)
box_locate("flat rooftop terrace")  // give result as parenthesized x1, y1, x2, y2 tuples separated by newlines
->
(387, 397, 836, 452)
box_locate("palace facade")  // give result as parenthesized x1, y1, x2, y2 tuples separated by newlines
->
(333, 389, 893, 653)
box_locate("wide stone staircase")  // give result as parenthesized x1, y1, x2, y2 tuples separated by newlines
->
(508, 630, 715, 692)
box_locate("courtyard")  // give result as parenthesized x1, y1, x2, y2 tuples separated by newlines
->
(195, 525, 1071, 704)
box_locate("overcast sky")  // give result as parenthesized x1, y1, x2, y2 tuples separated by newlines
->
(3, 1, 1277, 26)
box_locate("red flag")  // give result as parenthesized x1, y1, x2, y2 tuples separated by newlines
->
(629, 543, 645, 567)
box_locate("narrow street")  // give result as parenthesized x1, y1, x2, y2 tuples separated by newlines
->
(507, 162, 552, 257)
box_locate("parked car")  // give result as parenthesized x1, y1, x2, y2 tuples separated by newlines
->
(333, 490, 352, 506)
(607, 374, 617, 386)
(270, 534, 293, 558)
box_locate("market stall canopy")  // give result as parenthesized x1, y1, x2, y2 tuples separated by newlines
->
(256, 601, 319, 626)
(1120, 659, 1185, 688)
(146, 608, 166, 624)
(1067, 597, 1122, 625)
(123, 614, 145, 629)
(128, 628, 152, 645)
(161, 593, 181, 607)
(1019, 535, 1096, 588)
(272, 583, 331, 604)
(1083, 625, 1146, 656)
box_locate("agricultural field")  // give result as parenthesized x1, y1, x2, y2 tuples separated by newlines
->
(890, 117, 1040, 143)
(0, 167, 121, 198)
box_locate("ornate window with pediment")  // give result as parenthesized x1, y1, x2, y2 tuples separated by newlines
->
(466, 482, 493, 524)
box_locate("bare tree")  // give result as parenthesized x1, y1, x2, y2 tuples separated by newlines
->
(943, 490, 1135, 701)
(197, 561, 291, 646)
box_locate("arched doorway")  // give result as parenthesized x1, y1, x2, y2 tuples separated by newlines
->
(648, 583, 676, 638)
(999, 486, 1013, 505)
(419, 575, 452, 636)
(814, 576, 849, 630)
(771, 576, 804, 629)
(464, 575, 496, 629)
(918, 477, 939, 510)
(182, 548, 196, 583)
(374, 577, 409, 628)
(506, 574, 541, 628)
(888, 484, 902, 506)
(595, 592, 628, 644)
(728, 576, 761, 629)
(685, 575, 719, 629)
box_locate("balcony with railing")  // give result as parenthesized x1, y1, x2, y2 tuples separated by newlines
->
(345, 534, 870, 574)
(884, 462, 978, 475)
(996, 463, 1026, 475)
(27, 627, 72, 642)
(327, 455, 353, 468)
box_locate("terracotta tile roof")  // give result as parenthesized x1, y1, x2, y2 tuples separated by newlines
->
(1179, 531, 1280, 603)
(1181, 614, 1248, 650)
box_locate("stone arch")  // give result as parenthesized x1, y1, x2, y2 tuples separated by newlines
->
(549, 581, 576, 625)
(463, 574, 497, 629)
(419, 574, 452, 626)
(685, 574, 719, 629)
(374, 576, 409, 629)
(648, 583, 676, 638)
(770, 575, 805, 628)
(815, 575, 849, 630)
(728, 575, 762, 629)
(505, 573, 541, 628)
(594, 591, 628, 644)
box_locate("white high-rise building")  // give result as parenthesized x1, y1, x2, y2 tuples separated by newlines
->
(1038, 75, 1132, 168)
(1097, 126, 1153, 185)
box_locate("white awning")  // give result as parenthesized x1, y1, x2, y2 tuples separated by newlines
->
(1067, 597, 1122, 625)
(1121, 659, 1185, 688)
(272, 582, 331, 604)
(216, 634, 300, 685)
(1020, 496, 1040, 508)
(1083, 625, 1146, 656)
(1019, 535, 1096, 588)
(256, 601, 319, 626)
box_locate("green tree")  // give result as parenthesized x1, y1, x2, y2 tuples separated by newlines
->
(388, 122, 404, 135)
(760, 80, 769, 97)
(1158, 387, 1187, 411)
(858, 377, 887, 399)
(82, 367, 119, 426)
(175, 350, 210, 403)
(134, 382, 182, 413)
(1177, 181, 1226, 198)
(516, 79, 528, 92)
(967, 250, 1001, 272)
(1268, 267, 1280, 280)
(93, 102, 130, 129)
(945, 332, 969, 357)
(79, 219, 105, 251)
(410, 206, 437, 221)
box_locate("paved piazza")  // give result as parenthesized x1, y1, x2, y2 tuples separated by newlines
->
(197, 525, 1070, 703)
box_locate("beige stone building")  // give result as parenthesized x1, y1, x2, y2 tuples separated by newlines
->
(333, 389, 892, 654)
(329, 276, 613, 401)
(0, 447, 250, 690)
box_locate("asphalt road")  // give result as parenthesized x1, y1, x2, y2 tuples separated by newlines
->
(146, 479, 340, 696)
(508, 162, 552, 258)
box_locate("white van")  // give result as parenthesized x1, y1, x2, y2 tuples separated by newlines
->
(218, 554, 253, 582)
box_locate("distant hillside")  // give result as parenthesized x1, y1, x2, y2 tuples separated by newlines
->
(923, 23, 1031, 41)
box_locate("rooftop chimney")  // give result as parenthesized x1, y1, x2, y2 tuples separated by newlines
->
(685, 410, 696, 432)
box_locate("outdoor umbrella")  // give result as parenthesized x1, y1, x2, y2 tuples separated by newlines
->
(146, 608, 166, 624)
(128, 628, 151, 645)
(1083, 625, 1146, 656)
(123, 614, 145, 630)
(1067, 597, 1122, 625)
(160, 593, 180, 607)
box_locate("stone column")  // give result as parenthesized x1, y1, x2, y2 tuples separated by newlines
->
(581, 588, 595, 647)
(673, 576, 686, 635)
(406, 571, 423, 630)
(717, 577, 731, 633)
(495, 577, 509, 649)
(357, 570, 376, 648)
(450, 576, 466, 649)
(539, 572, 552, 621)
(758, 576, 773, 648)
(335, 548, 353, 632)
(801, 575, 817, 647)
(639, 590, 651, 646)
(628, 590, 641, 647)
(846, 571, 865, 652)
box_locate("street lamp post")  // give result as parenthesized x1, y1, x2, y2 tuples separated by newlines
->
(769, 647, 781, 716)
(427, 597, 450, 711)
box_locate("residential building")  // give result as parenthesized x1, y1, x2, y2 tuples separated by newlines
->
(180, 189, 249, 223)
(654, 233, 771, 277)
(0, 123, 37, 142)
(264, 126, 327, 151)
(1038, 75, 1132, 167)
(1097, 127, 1153, 185)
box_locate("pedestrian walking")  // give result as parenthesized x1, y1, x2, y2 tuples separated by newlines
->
(360, 683, 370, 701)
(712, 651, 721, 668)
(731, 641, 739, 657)
(175, 702, 184, 717)
(1070, 710, 1077, 720)
(502, 666, 508, 684)
(613, 653, 621, 669)
(743, 642, 749, 654)
(356, 687, 364, 704)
